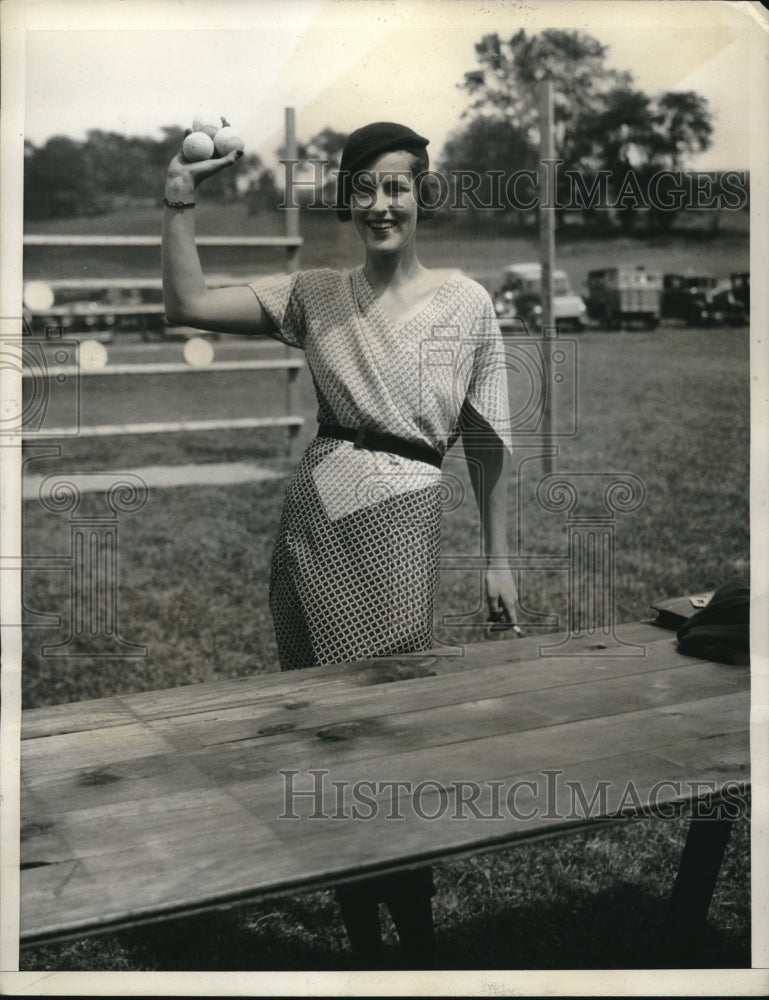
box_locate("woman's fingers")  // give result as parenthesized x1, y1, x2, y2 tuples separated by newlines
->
(486, 568, 523, 633)
(487, 599, 510, 622)
(182, 147, 243, 176)
(168, 147, 243, 192)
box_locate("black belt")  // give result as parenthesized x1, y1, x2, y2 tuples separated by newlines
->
(318, 424, 443, 469)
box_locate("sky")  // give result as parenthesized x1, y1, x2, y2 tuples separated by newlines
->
(17, 0, 763, 172)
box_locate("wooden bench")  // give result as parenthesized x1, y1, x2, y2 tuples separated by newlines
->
(19, 619, 750, 961)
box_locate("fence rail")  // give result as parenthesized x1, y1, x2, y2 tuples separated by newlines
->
(23, 359, 304, 379)
(35, 416, 304, 439)
(24, 268, 304, 454)
(24, 235, 302, 248)
(40, 276, 240, 290)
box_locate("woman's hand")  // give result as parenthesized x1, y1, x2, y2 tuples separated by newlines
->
(165, 145, 243, 201)
(485, 566, 521, 630)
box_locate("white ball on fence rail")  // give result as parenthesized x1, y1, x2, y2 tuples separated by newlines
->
(80, 340, 108, 371)
(23, 281, 55, 311)
(183, 337, 215, 367)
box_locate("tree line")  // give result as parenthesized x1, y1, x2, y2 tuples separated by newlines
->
(25, 29, 746, 232)
(23, 125, 277, 219)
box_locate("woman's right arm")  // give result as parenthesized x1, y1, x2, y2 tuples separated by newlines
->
(162, 149, 277, 336)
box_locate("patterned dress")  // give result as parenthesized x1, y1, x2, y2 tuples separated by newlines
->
(250, 266, 512, 672)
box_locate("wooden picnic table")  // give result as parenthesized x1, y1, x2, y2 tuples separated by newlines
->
(20, 619, 750, 953)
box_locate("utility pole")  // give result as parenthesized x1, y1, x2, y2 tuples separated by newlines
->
(538, 79, 556, 474)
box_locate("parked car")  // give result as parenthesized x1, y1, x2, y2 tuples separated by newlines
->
(23, 284, 116, 343)
(585, 266, 662, 330)
(661, 274, 718, 325)
(493, 263, 587, 333)
(88, 284, 217, 342)
(702, 280, 748, 327)
(98, 286, 169, 341)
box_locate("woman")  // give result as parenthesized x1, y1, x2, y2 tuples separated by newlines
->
(162, 122, 519, 968)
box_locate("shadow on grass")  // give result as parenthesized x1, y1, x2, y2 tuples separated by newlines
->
(25, 881, 748, 973)
(435, 882, 750, 970)
(108, 895, 351, 972)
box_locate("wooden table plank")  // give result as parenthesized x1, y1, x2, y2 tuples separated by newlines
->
(19, 622, 750, 945)
(137, 635, 694, 748)
(20, 654, 740, 810)
(88, 620, 670, 724)
(18, 631, 700, 761)
(22, 685, 748, 866)
(158, 664, 748, 790)
(21, 731, 747, 944)
(21, 723, 177, 784)
(21, 697, 135, 740)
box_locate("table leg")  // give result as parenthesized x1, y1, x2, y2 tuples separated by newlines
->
(335, 868, 437, 969)
(383, 874, 438, 970)
(335, 883, 383, 969)
(664, 817, 734, 950)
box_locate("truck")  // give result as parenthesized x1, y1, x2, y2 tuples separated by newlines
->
(585, 266, 663, 330)
(493, 262, 588, 333)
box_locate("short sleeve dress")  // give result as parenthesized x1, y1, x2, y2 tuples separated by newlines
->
(250, 266, 512, 672)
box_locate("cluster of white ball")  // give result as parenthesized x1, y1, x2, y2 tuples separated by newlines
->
(182, 112, 245, 162)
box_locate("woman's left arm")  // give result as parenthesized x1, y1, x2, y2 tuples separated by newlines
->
(463, 430, 520, 626)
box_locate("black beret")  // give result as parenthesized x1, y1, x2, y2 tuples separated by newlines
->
(335, 122, 429, 222)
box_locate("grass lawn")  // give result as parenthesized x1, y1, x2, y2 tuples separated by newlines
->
(18, 216, 751, 971)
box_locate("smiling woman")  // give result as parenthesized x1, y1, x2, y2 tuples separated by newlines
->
(161, 119, 518, 969)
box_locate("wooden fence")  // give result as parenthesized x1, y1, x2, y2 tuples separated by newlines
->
(21, 109, 305, 457)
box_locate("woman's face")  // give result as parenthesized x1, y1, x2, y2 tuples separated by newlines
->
(350, 150, 419, 255)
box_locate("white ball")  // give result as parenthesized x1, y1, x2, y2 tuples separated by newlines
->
(183, 131, 215, 162)
(183, 336, 215, 367)
(214, 126, 245, 156)
(80, 340, 108, 371)
(192, 111, 223, 138)
(23, 281, 55, 311)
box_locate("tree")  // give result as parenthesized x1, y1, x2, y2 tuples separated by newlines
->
(304, 127, 348, 171)
(461, 30, 633, 167)
(456, 29, 713, 232)
(23, 125, 255, 219)
(24, 136, 109, 218)
(581, 87, 713, 231)
(278, 126, 349, 208)
(83, 129, 151, 199)
(440, 115, 537, 226)
(246, 168, 280, 216)
(650, 91, 713, 169)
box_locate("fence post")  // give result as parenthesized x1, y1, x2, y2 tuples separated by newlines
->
(284, 106, 301, 460)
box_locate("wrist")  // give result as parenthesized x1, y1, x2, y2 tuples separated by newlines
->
(164, 173, 195, 202)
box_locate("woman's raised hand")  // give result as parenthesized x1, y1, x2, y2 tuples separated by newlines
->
(165, 140, 243, 199)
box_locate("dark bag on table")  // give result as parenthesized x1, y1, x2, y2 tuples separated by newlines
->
(675, 581, 750, 666)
